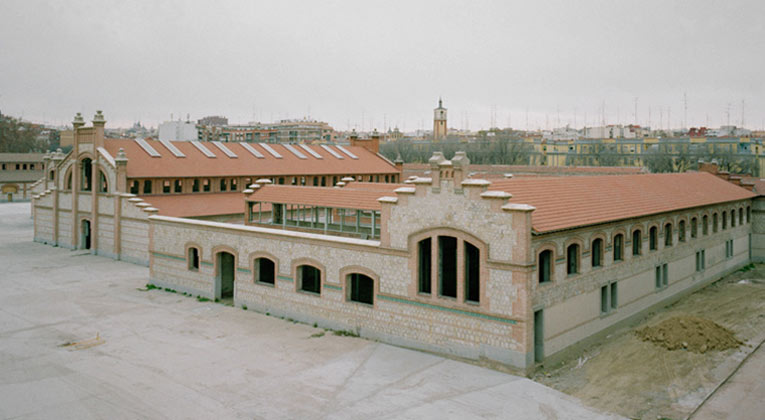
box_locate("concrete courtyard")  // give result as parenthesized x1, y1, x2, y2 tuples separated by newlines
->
(0, 203, 619, 419)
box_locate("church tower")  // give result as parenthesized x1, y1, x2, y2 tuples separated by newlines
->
(433, 98, 447, 141)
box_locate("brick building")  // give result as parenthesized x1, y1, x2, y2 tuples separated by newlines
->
(146, 151, 761, 371)
(0, 153, 45, 201)
(31, 112, 399, 265)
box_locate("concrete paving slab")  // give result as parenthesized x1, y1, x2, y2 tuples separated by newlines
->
(0, 202, 620, 419)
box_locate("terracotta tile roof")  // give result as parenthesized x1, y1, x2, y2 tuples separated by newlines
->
(246, 183, 401, 211)
(489, 172, 756, 233)
(138, 192, 246, 218)
(104, 139, 399, 179)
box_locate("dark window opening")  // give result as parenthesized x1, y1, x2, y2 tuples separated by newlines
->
(298, 265, 321, 294)
(321, 177, 326, 186)
(278, 177, 285, 185)
(418, 238, 432, 294)
(163, 180, 171, 193)
(703, 215, 709, 234)
(730, 210, 736, 227)
(174, 179, 182, 193)
(567, 243, 579, 275)
(692, 217, 698, 237)
(348, 273, 374, 305)
(539, 249, 552, 283)
(192, 179, 200, 192)
(614, 234, 623, 261)
(143, 180, 152, 194)
(255, 258, 275, 284)
(203, 179, 210, 192)
(722, 213, 727, 229)
(188, 248, 199, 270)
(220, 178, 227, 191)
(632, 230, 642, 255)
(739, 208, 744, 225)
(664, 224, 672, 247)
(81, 158, 93, 191)
(130, 180, 139, 194)
(438, 236, 457, 298)
(464, 241, 480, 303)
(679, 220, 686, 242)
(591, 238, 603, 267)
(713, 214, 718, 233)
(98, 171, 108, 193)
(649, 227, 658, 250)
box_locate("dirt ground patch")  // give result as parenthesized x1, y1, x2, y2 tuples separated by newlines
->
(533, 264, 765, 420)
(636, 316, 743, 353)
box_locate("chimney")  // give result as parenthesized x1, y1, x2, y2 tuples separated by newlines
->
(92, 110, 106, 148)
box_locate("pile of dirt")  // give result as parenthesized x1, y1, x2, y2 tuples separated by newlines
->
(635, 316, 742, 353)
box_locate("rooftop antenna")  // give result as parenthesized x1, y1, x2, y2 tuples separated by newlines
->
(726, 103, 731, 126)
(634, 97, 638, 125)
(741, 99, 745, 127)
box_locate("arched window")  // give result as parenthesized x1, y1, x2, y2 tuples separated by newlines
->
(713, 213, 718, 233)
(649, 226, 658, 250)
(416, 233, 482, 303)
(632, 230, 642, 255)
(591, 238, 603, 268)
(49, 170, 54, 180)
(691, 217, 698, 238)
(187, 247, 200, 271)
(297, 264, 321, 294)
(566, 243, 579, 275)
(702, 215, 708, 235)
(80, 158, 93, 191)
(664, 223, 673, 246)
(678, 220, 686, 242)
(347, 273, 374, 305)
(254, 257, 275, 284)
(722, 211, 727, 229)
(739, 208, 744, 225)
(613, 234, 624, 261)
(538, 249, 552, 283)
(98, 170, 108, 193)
(747, 206, 751, 223)
(730, 210, 736, 227)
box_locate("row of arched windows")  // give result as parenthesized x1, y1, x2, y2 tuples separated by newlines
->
(538, 204, 751, 284)
(62, 158, 109, 193)
(186, 246, 375, 305)
(417, 234, 481, 304)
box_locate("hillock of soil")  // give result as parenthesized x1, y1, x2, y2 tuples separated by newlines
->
(635, 316, 742, 353)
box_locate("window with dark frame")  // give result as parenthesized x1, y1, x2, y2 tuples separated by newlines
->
(254, 258, 275, 284)
(348, 273, 374, 305)
(418, 238, 432, 294)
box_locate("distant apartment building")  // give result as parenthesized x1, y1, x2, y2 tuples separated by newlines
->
(583, 124, 648, 139)
(158, 120, 198, 142)
(197, 116, 228, 126)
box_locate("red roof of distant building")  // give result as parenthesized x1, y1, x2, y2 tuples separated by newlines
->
(104, 139, 399, 179)
(138, 192, 245, 218)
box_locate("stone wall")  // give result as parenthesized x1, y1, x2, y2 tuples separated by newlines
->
(531, 200, 753, 359)
(149, 216, 528, 368)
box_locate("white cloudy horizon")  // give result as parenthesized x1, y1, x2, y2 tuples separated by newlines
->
(1, 0, 763, 132)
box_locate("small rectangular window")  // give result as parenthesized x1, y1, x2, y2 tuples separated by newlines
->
(418, 238, 432, 294)
(188, 248, 199, 271)
(163, 180, 171, 193)
(192, 179, 200, 192)
(203, 179, 210, 192)
(174, 179, 182, 193)
(655, 266, 662, 289)
(464, 242, 480, 303)
(438, 236, 458, 298)
(143, 180, 152, 194)
(610, 283, 618, 310)
(601, 285, 609, 314)
(662, 264, 668, 287)
(220, 178, 227, 191)
(130, 180, 139, 194)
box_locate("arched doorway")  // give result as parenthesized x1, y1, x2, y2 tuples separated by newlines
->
(81, 219, 91, 250)
(216, 251, 235, 301)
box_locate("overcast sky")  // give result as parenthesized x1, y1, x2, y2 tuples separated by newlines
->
(1, 0, 763, 131)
